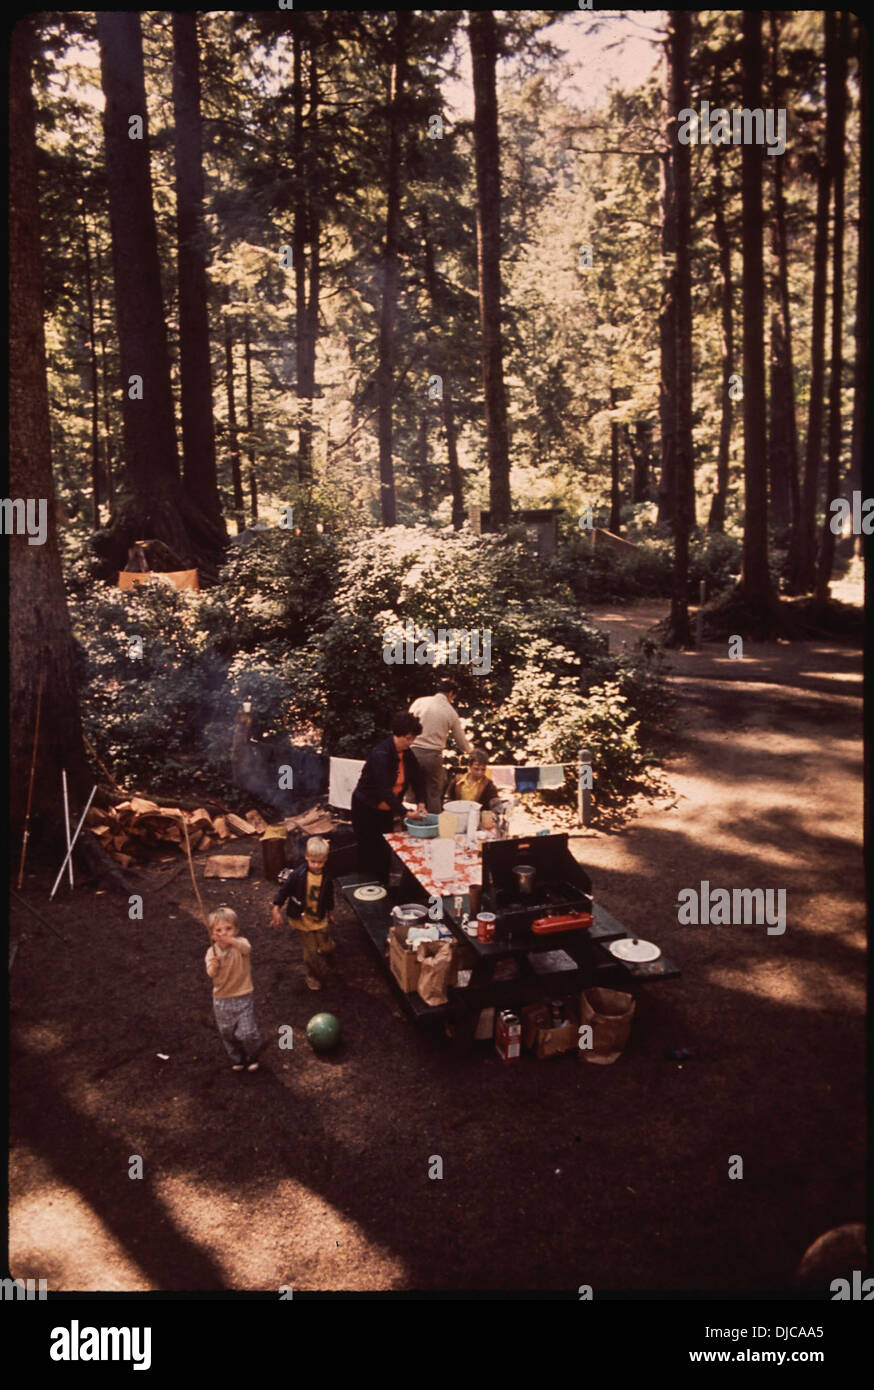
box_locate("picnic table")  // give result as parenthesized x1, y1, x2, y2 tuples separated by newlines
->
(337, 828, 680, 1050)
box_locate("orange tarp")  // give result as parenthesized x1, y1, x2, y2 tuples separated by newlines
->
(117, 569, 199, 592)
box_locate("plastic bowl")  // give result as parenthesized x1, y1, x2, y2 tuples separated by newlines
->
(405, 814, 439, 838)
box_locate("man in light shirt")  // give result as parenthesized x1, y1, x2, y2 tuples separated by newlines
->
(409, 680, 473, 813)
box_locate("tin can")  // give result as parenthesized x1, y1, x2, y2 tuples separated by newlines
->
(495, 1008, 522, 1063)
(477, 912, 496, 942)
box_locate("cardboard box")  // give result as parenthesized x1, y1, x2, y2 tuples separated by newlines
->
(522, 1002, 579, 1059)
(389, 926, 420, 993)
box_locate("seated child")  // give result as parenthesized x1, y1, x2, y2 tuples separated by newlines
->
(444, 748, 500, 809)
(271, 836, 337, 991)
(205, 906, 261, 1071)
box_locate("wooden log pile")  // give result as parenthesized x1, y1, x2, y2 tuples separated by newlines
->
(85, 798, 265, 867)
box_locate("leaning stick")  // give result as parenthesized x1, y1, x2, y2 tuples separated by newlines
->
(181, 816, 210, 931)
(82, 731, 125, 795)
(17, 674, 45, 890)
(50, 784, 97, 899)
(61, 769, 74, 888)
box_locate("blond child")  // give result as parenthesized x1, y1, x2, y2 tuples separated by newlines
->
(205, 907, 261, 1071)
(271, 836, 337, 991)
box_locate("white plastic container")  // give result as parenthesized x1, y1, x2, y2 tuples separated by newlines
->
(444, 799, 480, 834)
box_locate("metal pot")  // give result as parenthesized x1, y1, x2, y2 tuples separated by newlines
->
(513, 863, 536, 895)
(391, 903, 428, 928)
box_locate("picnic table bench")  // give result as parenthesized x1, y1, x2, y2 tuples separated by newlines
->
(335, 868, 680, 1050)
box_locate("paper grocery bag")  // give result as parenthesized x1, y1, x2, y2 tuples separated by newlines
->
(579, 987, 635, 1064)
(415, 941, 454, 1006)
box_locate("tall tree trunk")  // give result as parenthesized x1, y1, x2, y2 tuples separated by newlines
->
(609, 384, 621, 532)
(738, 10, 774, 617)
(96, 13, 224, 577)
(708, 147, 733, 533)
(172, 13, 223, 531)
(376, 12, 410, 527)
(243, 311, 258, 521)
(815, 11, 849, 605)
(9, 18, 91, 841)
(81, 205, 101, 527)
(657, 21, 678, 529)
(291, 27, 311, 486)
(223, 300, 244, 533)
(94, 230, 114, 507)
(420, 209, 465, 527)
(469, 9, 512, 526)
(666, 10, 693, 646)
(849, 14, 869, 555)
(766, 14, 797, 534)
(418, 411, 431, 513)
(790, 17, 833, 593)
(304, 50, 320, 479)
(628, 420, 651, 503)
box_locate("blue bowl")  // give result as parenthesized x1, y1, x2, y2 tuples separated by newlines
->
(405, 814, 439, 838)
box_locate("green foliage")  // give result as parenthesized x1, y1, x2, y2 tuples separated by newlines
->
(68, 524, 674, 809)
(554, 530, 742, 604)
(200, 527, 340, 655)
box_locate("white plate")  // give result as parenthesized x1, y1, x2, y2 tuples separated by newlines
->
(608, 937, 661, 963)
(353, 885, 387, 901)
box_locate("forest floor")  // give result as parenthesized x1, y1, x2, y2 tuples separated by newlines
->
(8, 582, 866, 1295)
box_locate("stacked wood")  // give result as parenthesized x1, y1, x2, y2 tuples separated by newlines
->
(285, 806, 336, 837)
(84, 798, 270, 867)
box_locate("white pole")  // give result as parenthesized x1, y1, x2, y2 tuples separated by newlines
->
(61, 769, 74, 888)
(50, 784, 97, 900)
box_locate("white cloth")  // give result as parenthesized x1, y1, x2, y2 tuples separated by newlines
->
(490, 765, 516, 789)
(328, 757, 365, 810)
(410, 692, 472, 756)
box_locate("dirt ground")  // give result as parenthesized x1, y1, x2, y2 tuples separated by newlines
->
(8, 595, 867, 1294)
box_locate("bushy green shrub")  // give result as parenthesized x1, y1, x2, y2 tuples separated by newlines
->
(554, 529, 741, 604)
(66, 523, 674, 810)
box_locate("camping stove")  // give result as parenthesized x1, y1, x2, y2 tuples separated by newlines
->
(481, 834, 594, 941)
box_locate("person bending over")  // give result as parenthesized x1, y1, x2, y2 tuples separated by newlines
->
(351, 713, 427, 882)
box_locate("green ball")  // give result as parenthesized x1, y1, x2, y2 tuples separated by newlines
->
(306, 1012, 341, 1051)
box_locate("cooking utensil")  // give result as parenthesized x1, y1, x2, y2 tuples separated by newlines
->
(513, 863, 536, 894)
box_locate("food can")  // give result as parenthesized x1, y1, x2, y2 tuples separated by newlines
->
(476, 911, 496, 942)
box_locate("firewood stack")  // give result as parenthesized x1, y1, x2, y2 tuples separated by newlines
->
(85, 798, 269, 868)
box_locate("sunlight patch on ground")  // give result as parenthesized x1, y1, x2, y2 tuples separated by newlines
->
(797, 670, 863, 684)
(15, 1021, 75, 1054)
(10, 1176, 152, 1291)
(701, 959, 865, 1014)
(155, 1175, 408, 1291)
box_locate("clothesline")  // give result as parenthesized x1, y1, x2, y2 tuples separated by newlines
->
(328, 754, 592, 810)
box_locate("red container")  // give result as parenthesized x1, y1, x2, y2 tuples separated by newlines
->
(477, 912, 496, 942)
(495, 1010, 522, 1063)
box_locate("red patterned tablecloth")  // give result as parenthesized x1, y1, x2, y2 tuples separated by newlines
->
(384, 830, 496, 898)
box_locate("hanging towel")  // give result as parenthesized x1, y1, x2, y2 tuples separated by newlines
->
(490, 765, 516, 789)
(537, 765, 565, 790)
(328, 757, 365, 811)
(514, 766, 540, 794)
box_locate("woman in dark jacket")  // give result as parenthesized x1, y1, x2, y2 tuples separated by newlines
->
(351, 713, 427, 881)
